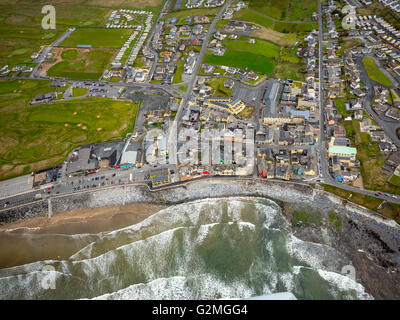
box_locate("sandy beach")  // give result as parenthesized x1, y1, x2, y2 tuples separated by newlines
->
(0, 203, 166, 269)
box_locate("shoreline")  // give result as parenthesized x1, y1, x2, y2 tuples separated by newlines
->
(0, 202, 166, 235)
(0, 203, 166, 269)
(0, 178, 399, 299)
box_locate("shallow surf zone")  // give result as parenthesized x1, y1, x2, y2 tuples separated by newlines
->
(0, 197, 373, 300)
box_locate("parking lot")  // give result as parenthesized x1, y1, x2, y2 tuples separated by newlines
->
(67, 81, 123, 99)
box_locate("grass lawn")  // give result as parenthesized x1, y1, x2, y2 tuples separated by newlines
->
(179, 85, 188, 92)
(334, 98, 350, 117)
(166, 7, 219, 19)
(247, 0, 316, 22)
(205, 37, 303, 80)
(224, 39, 280, 59)
(389, 174, 400, 187)
(172, 61, 185, 84)
(207, 77, 232, 97)
(47, 48, 114, 80)
(248, 0, 290, 20)
(60, 28, 133, 48)
(0, 1, 112, 68)
(237, 106, 255, 120)
(87, 0, 164, 10)
(0, 79, 138, 181)
(288, 0, 318, 22)
(321, 184, 400, 223)
(204, 51, 275, 75)
(72, 88, 88, 97)
(234, 9, 317, 34)
(362, 58, 393, 86)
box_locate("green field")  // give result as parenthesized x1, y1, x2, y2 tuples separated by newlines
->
(204, 50, 275, 75)
(224, 39, 280, 59)
(0, 0, 166, 68)
(362, 58, 393, 86)
(47, 48, 114, 80)
(72, 88, 88, 97)
(207, 77, 233, 97)
(172, 61, 185, 84)
(60, 28, 133, 48)
(248, 0, 317, 21)
(389, 174, 400, 187)
(205, 37, 303, 79)
(0, 79, 138, 181)
(234, 8, 317, 34)
(0, 1, 111, 68)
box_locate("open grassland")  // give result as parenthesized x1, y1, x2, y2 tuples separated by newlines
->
(321, 184, 400, 223)
(0, 79, 138, 181)
(47, 48, 114, 80)
(60, 28, 133, 48)
(86, 0, 164, 9)
(251, 26, 297, 47)
(248, 0, 290, 20)
(224, 38, 280, 59)
(362, 58, 393, 86)
(204, 50, 275, 75)
(234, 9, 317, 34)
(166, 7, 219, 20)
(288, 0, 317, 21)
(248, 0, 316, 22)
(0, 1, 111, 67)
(205, 37, 303, 80)
(0, 0, 165, 68)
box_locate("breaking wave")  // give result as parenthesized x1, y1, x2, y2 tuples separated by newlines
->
(0, 198, 373, 300)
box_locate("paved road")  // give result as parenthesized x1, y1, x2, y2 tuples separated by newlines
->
(0, 162, 179, 211)
(169, 0, 234, 165)
(31, 27, 75, 78)
(353, 54, 400, 147)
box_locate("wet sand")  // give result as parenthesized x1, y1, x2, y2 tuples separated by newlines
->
(0, 203, 166, 269)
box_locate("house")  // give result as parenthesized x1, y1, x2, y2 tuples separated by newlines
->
(244, 71, 258, 81)
(227, 21, 247, 31)
(135, 71, 146, 82)
(203, 64, 215, 74)
(333, 125, 346, 137)
(30, 93, 57, 105)
(328, 137, 357, 166)
(192, 24, 203, 35)
(224, 79, 234, 89)
(150, 168, 171, 187)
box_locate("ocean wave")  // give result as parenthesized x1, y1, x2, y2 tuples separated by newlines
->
(0, 197, 373, 300)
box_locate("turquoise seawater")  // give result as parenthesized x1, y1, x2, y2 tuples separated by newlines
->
(0, 198, 372, 299)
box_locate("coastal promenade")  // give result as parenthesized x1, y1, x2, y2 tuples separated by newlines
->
(1, 177, 399, 244)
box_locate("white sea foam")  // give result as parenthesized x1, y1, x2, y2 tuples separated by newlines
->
(0, 198, 375, 300)
(317, 269, 374, 300)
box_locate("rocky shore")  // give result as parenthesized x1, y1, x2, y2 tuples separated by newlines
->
(0, 178, 399, 299)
